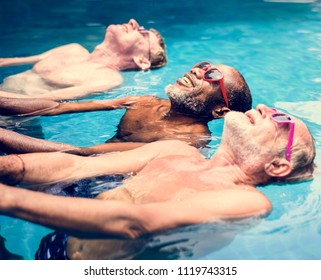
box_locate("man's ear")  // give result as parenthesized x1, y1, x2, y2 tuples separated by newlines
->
(133, 56, 151, 71)
(211, 106, 231, 119)
(264, 158, 292, 178)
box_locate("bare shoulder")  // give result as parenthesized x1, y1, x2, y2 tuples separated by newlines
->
(44, 43, 89, 57)
(135, 95, 160, 102)
(128, 95, 163, 107)
(56, 43, 88, 54)
(119, 95, 158, 104)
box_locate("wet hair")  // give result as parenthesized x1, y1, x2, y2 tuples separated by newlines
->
(149, 28, 167, 69)
(225, 71, 252, 112)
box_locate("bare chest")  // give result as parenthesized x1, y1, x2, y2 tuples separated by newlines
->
(121, 156, 233, 203)
(33, 57, 114, 86)
(112, 107, 209, 143)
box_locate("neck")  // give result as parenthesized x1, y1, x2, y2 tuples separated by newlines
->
(166, 106, 212, 123)
(89, 43, 122, 71)
(210, 147, 261, 186)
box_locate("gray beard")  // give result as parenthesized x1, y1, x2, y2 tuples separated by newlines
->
(165, 85, 206, 115)
(223, 112, 274, 171)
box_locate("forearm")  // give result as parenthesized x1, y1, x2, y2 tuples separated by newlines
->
(0, 97, 124, 116)
(0, 128, 145, 155)
(0, 142, 157, 186)
(0, 97, 59, 116)
(0, 46, 74, 68)
(0, 151, 93, 186)
(45, 95, 143, 114)
(0, 88, 93, 101)
(0, 54, 42, 67)
(36, 81, 121, 101)
(42, 98, 130, 115)
(0, 184, 147, 238)
(0, 151, 136, 186)
(80, 142, 146, 155)
(0, 86, 126, 102)
(0, 128, 81, 154)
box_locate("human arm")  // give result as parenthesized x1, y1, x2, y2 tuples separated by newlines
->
(0, 127, 146, 155)
(0, 97, 59, 116)
(0, 127, 145, 155)
(0, 183, 147, 238)
(0, 140, 173, 186)
(0, 44, 88, 67)
(77, 142, 146, 155)
(0, 82, 121, 101)
(0, 127, 83, 154)
(0, 54, 46, 67)
(23, 67, 124, 100)
(0, 96, 140, 116)
(39, 96, 140, 115)
(29, 80, 123, 101)
(0, 184, 271, 238)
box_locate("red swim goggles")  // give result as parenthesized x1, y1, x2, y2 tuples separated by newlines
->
(193, 62, 229, 108)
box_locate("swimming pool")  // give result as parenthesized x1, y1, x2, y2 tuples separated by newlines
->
(0, 0, 321, 260)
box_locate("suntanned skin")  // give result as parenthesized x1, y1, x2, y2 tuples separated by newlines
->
(0, 104, 315, 259)
(0, 96, 210, 153)
(0, 64, 250, 153)
(0, 141, 271, 259)
(0, 19, 164, 100)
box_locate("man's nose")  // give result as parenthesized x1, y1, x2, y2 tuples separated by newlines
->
(129, 19, 139, 29)
(190, 67, 204, 79)
(256, 104, 273, 118)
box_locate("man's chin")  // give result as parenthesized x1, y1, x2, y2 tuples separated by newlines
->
(165, 84, 188, 98)
(165, 84, 174, 93)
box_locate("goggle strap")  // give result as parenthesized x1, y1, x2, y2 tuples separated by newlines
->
(219, 79, 229, 108)
(285, 122, 295, 162)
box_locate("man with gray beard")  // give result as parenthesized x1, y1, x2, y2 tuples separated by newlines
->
(223, 110, 275, 161)
(0, 104, 316, 259)
(0, 62, 252, 155)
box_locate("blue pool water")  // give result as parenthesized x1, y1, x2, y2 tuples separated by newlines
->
(1, 0, 321, 259)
